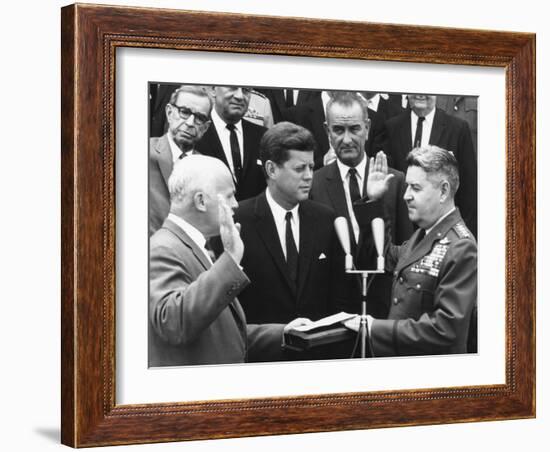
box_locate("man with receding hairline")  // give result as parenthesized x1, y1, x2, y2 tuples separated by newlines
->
(148, 155, 309, 366)
(347, 146, 477, 356)
(149, 85, 213, 236)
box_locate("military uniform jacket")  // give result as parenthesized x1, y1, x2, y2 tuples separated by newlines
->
(370, 208, 477, 357)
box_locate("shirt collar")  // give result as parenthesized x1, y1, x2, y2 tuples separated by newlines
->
(366, 94, 381, 112)
(167, 132, 189, 163)
(167, 213, 208, 251)
(425, 207, 456, 236)
(265, 187, 299, 222)
(211, 107, 243, 135)
(412, 106, 436, 125)
(336, 152, 367, 184)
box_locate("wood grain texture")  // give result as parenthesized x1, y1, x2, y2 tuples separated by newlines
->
(60, 3, 536, 447)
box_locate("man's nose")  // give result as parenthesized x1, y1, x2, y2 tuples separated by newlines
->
(233, 87, 244, 99)
(183, 113, 196, 126)
(303, 166, 313, 180)
(403, 186, 412, 201)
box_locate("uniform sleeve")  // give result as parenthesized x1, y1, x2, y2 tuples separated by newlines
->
(371, 238, 477, 356)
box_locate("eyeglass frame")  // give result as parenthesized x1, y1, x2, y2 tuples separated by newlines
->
(169, 103, 211, 126)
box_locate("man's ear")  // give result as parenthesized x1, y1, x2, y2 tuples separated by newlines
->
(440, 179, 451, 203)
(365, 117, 371, 135)
(193, 191, 207, 212)
(165, 102, 173, 120)
(265, 160, 277, 180)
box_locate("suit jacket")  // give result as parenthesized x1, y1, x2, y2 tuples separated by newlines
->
(195, 119, 267, 201)
(149, 134, 174, 237)
(310, 159, 413, 317)
(369, 208, 477, 356)
(365, 96, 406, 157)
(149, 134, 202, 236)
(149, 218, 285, 366)
(234, 192, 347, 324)
(382, 108, 478, 234)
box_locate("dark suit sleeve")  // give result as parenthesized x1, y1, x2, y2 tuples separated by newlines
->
(149, 248, 249, 346)
(454, 121, 478, 235)
(246, 324, 285, 362)
(371, 238, 477, 356)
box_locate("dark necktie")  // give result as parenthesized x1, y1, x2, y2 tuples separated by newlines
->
(413, 116, 425, 148)
(285, 211, 299, 284)
(348, 167, 361, 204)
(284, 89, 294, 108)
(411, 228, 426, 250)
(226, 124, 242, 184)
(179, 150, 190, 159)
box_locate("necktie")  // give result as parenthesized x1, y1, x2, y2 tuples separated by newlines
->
(179, 150, 190, 159)
(411, 229, 426, 250)
(413, 116, 425, 148)
(285, 211, 299, 284)
(348, 167, 361, 204)
(226, 124, 242, 183)
(284, 89, 295, 108)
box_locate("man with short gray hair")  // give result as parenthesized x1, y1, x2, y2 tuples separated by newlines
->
(149, 85, 213, 236)
(149, 155, 309, 366)
(348, 146, 477, 356)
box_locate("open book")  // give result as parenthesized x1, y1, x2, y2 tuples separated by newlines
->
(291, 312, 357, 333)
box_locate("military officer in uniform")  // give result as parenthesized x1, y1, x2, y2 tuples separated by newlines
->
(347, 146, 477, 357)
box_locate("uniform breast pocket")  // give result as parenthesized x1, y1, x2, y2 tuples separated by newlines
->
(403, 273, 437, 318)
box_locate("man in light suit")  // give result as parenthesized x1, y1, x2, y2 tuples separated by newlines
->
(310, 92, 412, 318)
(149, 155, 309, 366)
(382, 94, 477, 235)
(149, 85, 213, 236)
(195, 86, 267, 201)
(347, 147, 477, 356)
(234, 122, 348, 326)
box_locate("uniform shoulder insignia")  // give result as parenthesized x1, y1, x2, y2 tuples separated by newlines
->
(452, 222, 471, 239)
(250, 89, 267, 99)
(439, 237, 451, 245)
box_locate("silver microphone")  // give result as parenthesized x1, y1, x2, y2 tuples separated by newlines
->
(334, 217, 353, 271)
(371, 217, 385, 271)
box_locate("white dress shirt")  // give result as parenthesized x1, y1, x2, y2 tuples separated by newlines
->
(167, 213, 213, 265)
(211, 108, 244, 178)
(336, 154, 367, 242)
(265, 188, 300, 259)
(167, 132, 193, 163)
(410, 107, 436, 148)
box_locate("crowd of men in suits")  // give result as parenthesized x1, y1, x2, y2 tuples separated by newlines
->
(148, 84, 478, 366)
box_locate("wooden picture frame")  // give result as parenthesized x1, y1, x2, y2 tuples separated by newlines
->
(61, 3, 535, 447)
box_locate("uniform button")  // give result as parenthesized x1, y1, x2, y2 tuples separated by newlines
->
(394, 271, 398, 276)
(393, 297, 399, 305)
(416, 284, 421, 289)
(399, 277, 404, 284)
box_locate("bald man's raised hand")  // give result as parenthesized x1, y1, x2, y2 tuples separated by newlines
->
(218, 195, 244, 264)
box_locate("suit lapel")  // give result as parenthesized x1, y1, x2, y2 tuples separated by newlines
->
(324, 163, 358, 249)
(241, 120, 255, 178)
(399, 113, 412, 157)
(296, 204, 314, 302)
(254, 193, 297, 296)
(163, 219, 212, 271)
(206, 126, 231, 170)
(155, 135, 174, 187)
(429, 108, 446, 145)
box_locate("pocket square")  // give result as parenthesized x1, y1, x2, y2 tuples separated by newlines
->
(318, 253, 327, 260)
(256, 159, 262, 165)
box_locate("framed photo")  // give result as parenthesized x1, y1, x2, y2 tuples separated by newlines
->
(61, 3, 535, 447)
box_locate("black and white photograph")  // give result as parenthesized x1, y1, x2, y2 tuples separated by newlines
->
(147, 84, 479, 367)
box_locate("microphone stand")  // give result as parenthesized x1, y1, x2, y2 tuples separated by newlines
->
(346, 267, 384, 358)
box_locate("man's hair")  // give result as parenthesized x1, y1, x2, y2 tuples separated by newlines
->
(326, 91, 370, 123)
(259, 121, 317, 169)
(406, 145, 460, 196)
(168, 85, 213, 114)
(168, 155, 227, 203)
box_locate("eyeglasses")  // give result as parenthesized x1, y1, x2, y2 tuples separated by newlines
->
(169, 104, 210, 126)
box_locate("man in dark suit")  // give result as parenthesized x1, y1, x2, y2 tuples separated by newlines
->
(347, 148, 477, 356)
(149, 155, 310, 366)
(234, 122, 347, 326)
(195, 86, 267, 201)
(382, 94, 477, 234)
(149, 85, 213, 236)
(257, 88, 331, 169)
(310, 92, 412, 318)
